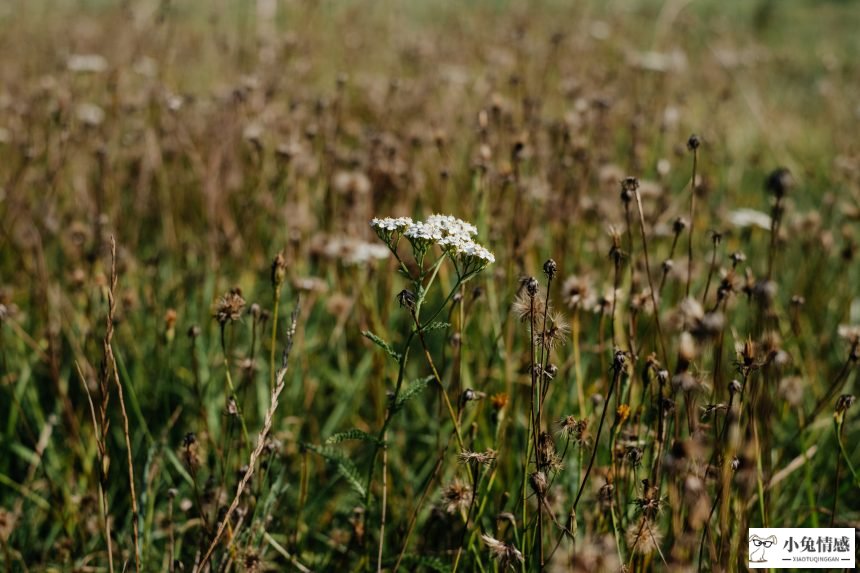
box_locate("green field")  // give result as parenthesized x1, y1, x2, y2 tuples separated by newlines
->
(1, 0, 859, 571)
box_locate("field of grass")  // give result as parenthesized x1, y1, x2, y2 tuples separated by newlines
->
(1, 0, 859, 571)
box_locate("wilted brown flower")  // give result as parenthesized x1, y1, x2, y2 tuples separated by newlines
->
(214, 288, 246, 325)
(441, 478, 473, 515)
(481, 534, 523, 571)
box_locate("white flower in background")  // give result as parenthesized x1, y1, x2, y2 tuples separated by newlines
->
(345, 242, 390, 265)
(67, 54, 108, 74)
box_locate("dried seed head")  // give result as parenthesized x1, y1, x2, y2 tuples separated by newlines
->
(458, 449, 497, 466)
(835, 394, 855, 420)
(620, 176, 638, 203)
(396, 289, 416, 310)
(441, 478, 473, 514)
(512, 291, 548, 323)
(765, 167, 793, 199)
(729, 379, 743, 395)
(534, 312, 569, 349)
(558, 416, 588, 443)
(529, 471, 548, 496)
(526, 276, 539, 297)
(730, 251, 746, 267)
(687, 134, 701, 151)
(626, 518, 663, 555)
(461, 388, 486, 403)
(673, 217, 688, 234)
(480, 534, 524, 571)
(214, 288, 246, 325)
(661, 259, 674, 274)
(271, 251, 287, 288)
(562, 274, 592, 309)
(543, 259, 558, 280)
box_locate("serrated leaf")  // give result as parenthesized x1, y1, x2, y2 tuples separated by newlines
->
(304, 443, 367, 498)
(362, 330, 401, 362)
(393, 375, 435, 413)
(422, 321, 451, 333)
(325, 429, 383, 446)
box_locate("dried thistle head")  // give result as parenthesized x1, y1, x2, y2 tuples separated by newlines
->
(529, 470, 548, 497)
(835, 394, 856, 425)
(558, 415, 589, 445)
(512, 291, 548, 323)
(480, 534, 523, 571)
(214, 288, 246, 325)
(458, 449, 496, 466)
(561, 274, 593, 309)
(271, 251, 287, 288)
(534, 311, 569, 349)
(543, 258, 558, 280)
(441, 478, 473, 514)
(687, 133, 701, 151)
(765, 167, 792, 199)
(625, 518, 663, 555)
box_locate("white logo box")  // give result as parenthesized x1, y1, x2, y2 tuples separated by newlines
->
(748, 528, 855, 569)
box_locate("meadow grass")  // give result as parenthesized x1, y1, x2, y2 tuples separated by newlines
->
(1, 0, 859, 571)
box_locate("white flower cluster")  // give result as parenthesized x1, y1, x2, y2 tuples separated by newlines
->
(426, 214, 478, 238)
(370, 217, 414, 233)
(370, 213, 494, 266)
(404, 221, 445, 242)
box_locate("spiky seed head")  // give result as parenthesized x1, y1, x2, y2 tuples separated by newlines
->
(687, 134, 701, 151)
(765, 167, 792, 199)
(526, 276, 539, 297)
(271, 251, 287, 288)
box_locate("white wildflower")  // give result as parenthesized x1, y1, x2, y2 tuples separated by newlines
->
(370, 217, 413, 232)
(345, 242, 390, 265)
(426, 214, 478, 238)
(404, 221, 444, 242)
(67, 54, 108, 74)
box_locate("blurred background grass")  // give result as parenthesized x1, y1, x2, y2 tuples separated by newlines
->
(1, 0, 859, 570)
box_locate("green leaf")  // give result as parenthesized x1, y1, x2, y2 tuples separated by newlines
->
(361, 331, 401, 362)
(393, 375, 435, 413)
(422, 321, 451, 333)
(304, 443, 367, 498)
(325, 429, 383, 446)
(397, 554, 452, 573)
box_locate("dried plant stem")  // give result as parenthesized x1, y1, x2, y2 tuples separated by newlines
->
(686, 146, 698, 297)
(632, 187, 670, 366)
(393, 441, 449, 572)
(168, 494, 176, 573)
(220, 325, 251, 446)
(572, 362, 621, 512)
(702, 236, 719, 304)
(376, 430, 388, 573)
(413, 312, 464, 449)
(269, 283, 281, 392)
(78, 360, 115, 573)
(198, 298, 301, 571)
(105, 237, 142, 572)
